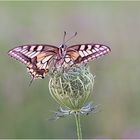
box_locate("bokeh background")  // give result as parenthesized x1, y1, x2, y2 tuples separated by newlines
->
(0, 1, 140, 139)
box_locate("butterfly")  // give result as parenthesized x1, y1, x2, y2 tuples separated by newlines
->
(8, 32, 111, 85)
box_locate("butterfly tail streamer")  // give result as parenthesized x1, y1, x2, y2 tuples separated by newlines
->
(29, 76, 35, 87)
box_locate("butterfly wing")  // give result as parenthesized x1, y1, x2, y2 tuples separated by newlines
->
(8, 45, 59, 80)
(65, 44, 111, 66)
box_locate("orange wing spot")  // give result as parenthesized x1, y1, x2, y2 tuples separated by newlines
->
(37, 52, 46, 62)
(45, 69, 49, 74)
(69, 51, 80, 60)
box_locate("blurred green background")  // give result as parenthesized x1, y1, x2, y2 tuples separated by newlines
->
(0, 1, 140, 139)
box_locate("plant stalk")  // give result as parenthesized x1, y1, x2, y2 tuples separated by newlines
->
(74, 112, 82, 139)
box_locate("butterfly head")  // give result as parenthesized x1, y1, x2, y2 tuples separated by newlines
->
(60, 44, 67, 50)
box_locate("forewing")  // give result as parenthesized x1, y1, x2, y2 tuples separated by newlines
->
(65, 44, 111, 65)
(8, 44, 58, 79)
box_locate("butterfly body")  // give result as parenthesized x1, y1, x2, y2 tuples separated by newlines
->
(55, 44, 67, 67)
(8, 34, 111, 83)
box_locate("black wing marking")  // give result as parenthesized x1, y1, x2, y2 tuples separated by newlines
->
(8, 44, 59, 81)
(66, 44, 111, 65)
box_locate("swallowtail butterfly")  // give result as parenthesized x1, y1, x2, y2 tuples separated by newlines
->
(8, 32, 111, 85)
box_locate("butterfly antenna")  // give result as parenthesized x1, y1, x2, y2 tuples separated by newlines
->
(29, 76, 35, 87)
(63, 31, 67, 44)
(64, 32, 77, 44)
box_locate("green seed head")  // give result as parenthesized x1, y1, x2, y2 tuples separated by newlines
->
(49, 65, 94, 110)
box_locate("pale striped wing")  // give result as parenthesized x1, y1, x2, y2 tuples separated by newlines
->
(65, 44, 111, 65)
(8, 44, 59, 79)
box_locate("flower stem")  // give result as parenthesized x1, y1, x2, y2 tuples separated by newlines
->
(74, 112, 82, 139)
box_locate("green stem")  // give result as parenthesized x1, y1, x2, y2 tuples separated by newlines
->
(74, 112, 82, 139)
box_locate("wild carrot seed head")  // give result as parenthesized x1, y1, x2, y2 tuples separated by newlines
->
(49, 65, 94, 110)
